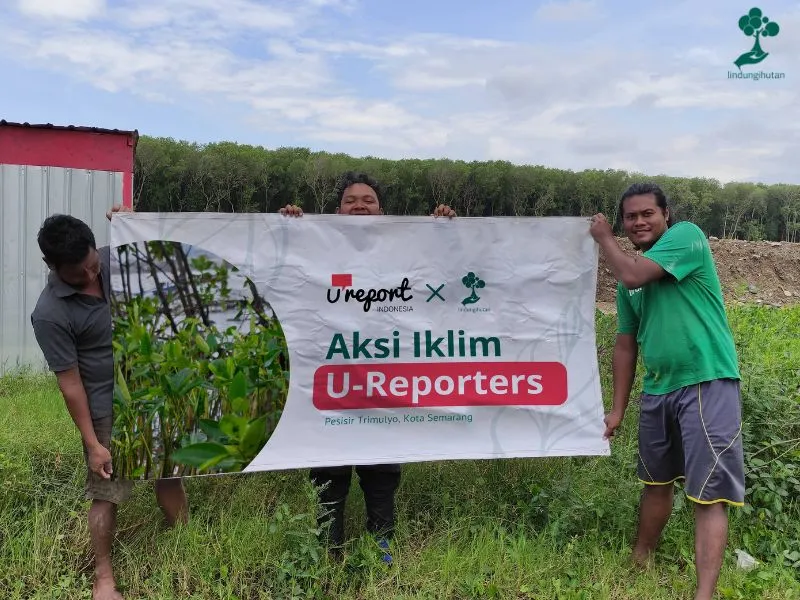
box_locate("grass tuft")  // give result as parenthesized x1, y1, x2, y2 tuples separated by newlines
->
(1, 306, 798, 599)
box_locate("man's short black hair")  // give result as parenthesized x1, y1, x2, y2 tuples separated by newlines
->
(37, 214, 97, 269)
(618, 182, 673, 227)
(334, 171, 383, 206)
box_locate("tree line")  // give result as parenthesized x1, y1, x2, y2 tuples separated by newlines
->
(134, 136, 800, 242)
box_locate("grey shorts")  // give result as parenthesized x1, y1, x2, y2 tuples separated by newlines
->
(637, 378, 745, 506)
(82, 415, 134, 504)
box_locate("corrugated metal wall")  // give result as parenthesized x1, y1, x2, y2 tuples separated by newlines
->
(0, 164, 122, 374)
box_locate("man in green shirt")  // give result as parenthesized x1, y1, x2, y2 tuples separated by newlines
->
(589, 183, 744, 600)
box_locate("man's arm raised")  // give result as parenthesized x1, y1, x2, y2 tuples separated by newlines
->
(279, 204, 304, 217)
(106, 204, 133, 221)
(589, 213, 666, 289)
(432, 204, 456, 218)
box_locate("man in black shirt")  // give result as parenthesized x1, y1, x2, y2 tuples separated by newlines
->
(280, 171, 456, 564)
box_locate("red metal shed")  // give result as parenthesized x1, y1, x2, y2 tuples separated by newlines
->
(0, 120, 138, 374)
(0, 120, 138, 207)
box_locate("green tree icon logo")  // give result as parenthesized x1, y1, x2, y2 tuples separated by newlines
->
(461, 272, 485, 305)
(734, 7, 780, 70)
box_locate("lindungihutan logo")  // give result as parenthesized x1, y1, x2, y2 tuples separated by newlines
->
(728, 7, 785, 80)
(461, 272, 485, 306)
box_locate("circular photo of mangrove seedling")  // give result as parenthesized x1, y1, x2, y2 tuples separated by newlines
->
(110, 241, 288, 480)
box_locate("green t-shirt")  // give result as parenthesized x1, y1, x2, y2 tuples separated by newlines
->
(616, 221, 740, 395)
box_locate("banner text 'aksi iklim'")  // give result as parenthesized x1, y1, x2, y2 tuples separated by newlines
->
(314, 328, 568, 409)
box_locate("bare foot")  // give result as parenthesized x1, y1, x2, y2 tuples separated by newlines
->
(93, 577, 123, 600)
(630, 549, 654, 570)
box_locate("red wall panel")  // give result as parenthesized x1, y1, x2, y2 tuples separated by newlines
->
(0, 125, 136, 207)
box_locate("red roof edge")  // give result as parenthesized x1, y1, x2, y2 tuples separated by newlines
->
(0, 120, 139, 149)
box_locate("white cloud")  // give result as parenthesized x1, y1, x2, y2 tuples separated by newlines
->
(108, 0, 299, 37)
(299, 40, 425, 59)
(534, 0, 600, 22)
(2, 0, 799, 184)
(17, 0, 105, 20)
(392, 71, 486, 91)
(166, 0, 296, 31)
(248, 95, 451, 152)
(306, 0, 358, 9)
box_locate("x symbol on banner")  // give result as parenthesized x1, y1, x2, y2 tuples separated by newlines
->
(426, 283, 445, 302)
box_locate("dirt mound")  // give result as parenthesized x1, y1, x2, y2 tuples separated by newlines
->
(596, 236, 800, 312)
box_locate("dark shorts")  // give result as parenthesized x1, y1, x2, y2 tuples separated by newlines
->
(637, 378, 745, 506)
(82, 415, 134, 504)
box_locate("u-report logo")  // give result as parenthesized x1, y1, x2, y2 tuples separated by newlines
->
(326, 273, 414, 313)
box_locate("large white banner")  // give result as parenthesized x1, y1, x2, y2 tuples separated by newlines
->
(110, 213, 608, 480)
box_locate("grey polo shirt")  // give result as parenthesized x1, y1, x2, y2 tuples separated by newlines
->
(31, 246, 114, 420)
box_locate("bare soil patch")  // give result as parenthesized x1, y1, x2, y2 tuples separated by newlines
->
(596, 237, 800, 313)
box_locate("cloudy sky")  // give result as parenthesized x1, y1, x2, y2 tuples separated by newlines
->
(1, 0, 798, 184)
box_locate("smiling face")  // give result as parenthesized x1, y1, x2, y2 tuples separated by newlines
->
(336, 183, 383, 216)
(621, 192, 669, 250)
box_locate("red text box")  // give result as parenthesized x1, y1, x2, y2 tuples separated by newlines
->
(312, 362, 568, 410)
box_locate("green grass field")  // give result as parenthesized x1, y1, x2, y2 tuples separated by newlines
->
(1, 308, 799, 599)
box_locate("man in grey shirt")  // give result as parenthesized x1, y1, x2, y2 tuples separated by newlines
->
(31, 209, 188, 600)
